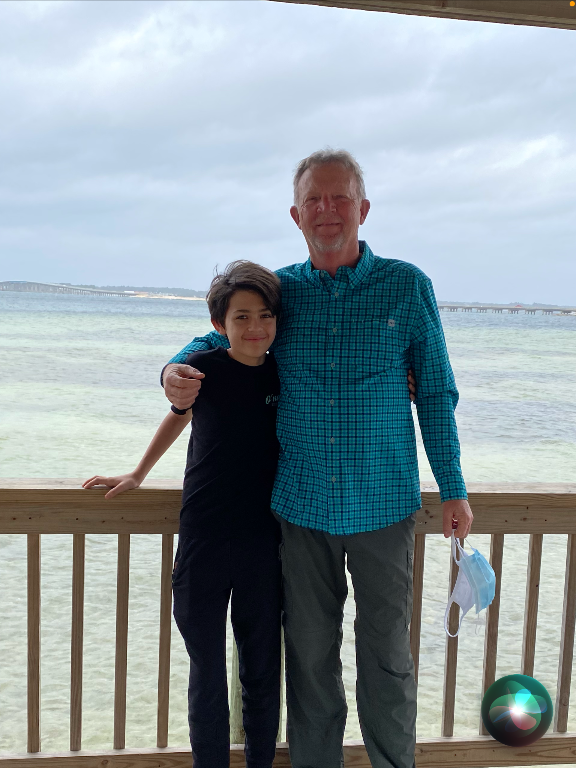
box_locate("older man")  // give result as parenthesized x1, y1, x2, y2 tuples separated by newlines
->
(162, 150, 473, 768)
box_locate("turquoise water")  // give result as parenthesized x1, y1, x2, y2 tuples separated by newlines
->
(1, 291, 575, 758)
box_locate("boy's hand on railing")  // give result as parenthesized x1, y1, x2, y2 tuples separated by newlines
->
(82, 473, 143, 500)
(164, 364, 205, 411)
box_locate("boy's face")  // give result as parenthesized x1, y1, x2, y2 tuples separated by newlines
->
(212, 289, 276, 366)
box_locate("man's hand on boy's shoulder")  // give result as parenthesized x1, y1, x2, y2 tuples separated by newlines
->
(164, 363, 205, 411)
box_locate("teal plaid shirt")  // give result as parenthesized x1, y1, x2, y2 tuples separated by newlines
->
(168, 242, 467, 535)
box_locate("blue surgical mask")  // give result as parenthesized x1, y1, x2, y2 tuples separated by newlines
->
(444, 534, 496, 637)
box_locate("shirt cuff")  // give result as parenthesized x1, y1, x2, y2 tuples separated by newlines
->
(434, 463, 468, 503)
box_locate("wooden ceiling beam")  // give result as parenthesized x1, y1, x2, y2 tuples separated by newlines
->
(271, 0, 576, 31)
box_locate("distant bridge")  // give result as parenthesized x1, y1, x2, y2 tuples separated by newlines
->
(0, 281, 131, 297)
(438, 303, 576, 315)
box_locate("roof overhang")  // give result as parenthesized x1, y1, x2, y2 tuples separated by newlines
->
(271, 1, 576, 31)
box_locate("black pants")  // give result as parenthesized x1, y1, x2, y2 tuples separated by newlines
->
(172, 530, 282, 768)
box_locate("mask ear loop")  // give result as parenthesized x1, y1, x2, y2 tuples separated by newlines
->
(454, 534, 470, 559)
(444, 598, 467, 637)
(444, 534, 466, 638)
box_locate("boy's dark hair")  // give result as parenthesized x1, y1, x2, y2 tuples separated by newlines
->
(207, 261, 281, 327)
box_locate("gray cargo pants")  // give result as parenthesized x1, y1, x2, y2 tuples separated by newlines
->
(274, 512, 417, 768)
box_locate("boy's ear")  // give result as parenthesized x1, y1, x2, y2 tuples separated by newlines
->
(212, 319, 227, 336)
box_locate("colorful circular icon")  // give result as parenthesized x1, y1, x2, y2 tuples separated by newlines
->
(481, 674, 553, 746)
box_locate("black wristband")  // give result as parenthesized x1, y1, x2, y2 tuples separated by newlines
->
(171, 404, 191, 416)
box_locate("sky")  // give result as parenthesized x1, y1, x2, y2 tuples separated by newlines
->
(0, 0, 575, 303)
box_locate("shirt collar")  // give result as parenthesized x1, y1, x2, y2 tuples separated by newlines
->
(302, 241, 375, 288)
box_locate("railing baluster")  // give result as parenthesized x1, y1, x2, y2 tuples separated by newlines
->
(276, 627, 288, 744)
(157, 533, 173, 748)
(410, 533, 426, 685)
(114, 533, 130, 750)
(522, 533, 543, 678)
(278, 628, 285, 743)
(479, 533, 504, 735)
(442, 538, 461, 737)
(555, 534, 576, 733)
(230, 641, 244, 745)
(27, 533, 41, 754)
(70, 533, 85, 751)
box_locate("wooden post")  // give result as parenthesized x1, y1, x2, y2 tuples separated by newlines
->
(230, 641, 244, 745)
(278, 628, 285, 743)
(410, 533, 426, 685)
(157, 534, 173, 748)
(27, 534, 41, 754)
(442, 539, 461, 737)
(555, 534, 576, 733)
(113, 534, 130, 750)
(70, 534, 85, 751)
(479, 534, 504, 735)
(522, 533, 543, 678)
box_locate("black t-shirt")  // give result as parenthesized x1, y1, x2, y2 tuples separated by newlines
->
(180, 347, 280, 538)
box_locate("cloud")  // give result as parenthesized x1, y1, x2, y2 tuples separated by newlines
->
(0, 0, 574, 302)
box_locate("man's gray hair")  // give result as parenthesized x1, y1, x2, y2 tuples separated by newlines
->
(293, 149, 366, 204)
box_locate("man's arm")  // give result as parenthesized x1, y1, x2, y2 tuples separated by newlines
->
(410, 275, 473, 539)
(83, 409, 192, 499)
(162, 330, 230, 410)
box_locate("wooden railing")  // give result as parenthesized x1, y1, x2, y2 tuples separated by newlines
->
(1, 480, 576, 767)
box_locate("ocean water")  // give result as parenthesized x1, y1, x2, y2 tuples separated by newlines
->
(1, 290, 576, 760)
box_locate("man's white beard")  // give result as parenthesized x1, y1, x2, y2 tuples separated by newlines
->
(309, 232, 346, 253)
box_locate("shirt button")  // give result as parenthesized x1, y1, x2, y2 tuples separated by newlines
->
(332, 327, 337, 334)
(331, 476, 336, 483)
(330, 437, 335, 444)
(330, 399, 334, 405)
(330, 362, 335, 369)
(334, 291, 339, 297)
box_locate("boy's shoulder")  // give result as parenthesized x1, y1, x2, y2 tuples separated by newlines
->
(184, 347, 229, 374)
(185, 348, 277, 377)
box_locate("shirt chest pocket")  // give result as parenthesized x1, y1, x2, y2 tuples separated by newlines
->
(345, 318, 406, 378)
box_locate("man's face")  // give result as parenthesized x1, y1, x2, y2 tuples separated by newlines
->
(290, 163, 369, 255)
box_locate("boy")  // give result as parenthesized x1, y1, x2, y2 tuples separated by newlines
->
(83, 261, 282, 768)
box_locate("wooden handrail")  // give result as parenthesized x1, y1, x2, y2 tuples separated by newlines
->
(3, 482, 576, 767)
(1, 481, 575, 535)
(4, 733, 576, 767)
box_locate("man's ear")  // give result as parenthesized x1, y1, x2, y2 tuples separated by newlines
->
(212, 319, 226, 336)
(290, 205, 301, 229)
(359, 199, 370, 225)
